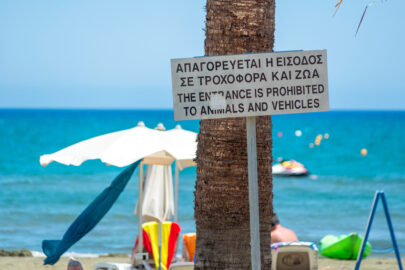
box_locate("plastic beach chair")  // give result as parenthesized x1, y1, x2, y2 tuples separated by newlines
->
(182, 233, 196, 262)
(271, 241, 318, 270)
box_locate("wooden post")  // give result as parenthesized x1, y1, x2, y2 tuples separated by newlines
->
(246, 116, 261, 270)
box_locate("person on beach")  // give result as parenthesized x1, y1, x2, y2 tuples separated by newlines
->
(67, 258, 84, 270)
(270, 214, 298, 243)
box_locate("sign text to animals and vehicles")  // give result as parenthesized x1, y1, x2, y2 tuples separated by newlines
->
(171, 50, 329, 121)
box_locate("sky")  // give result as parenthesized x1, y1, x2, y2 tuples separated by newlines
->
(0, 0, 404, 110)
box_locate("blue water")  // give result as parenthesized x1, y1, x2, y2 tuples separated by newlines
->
(0, 109, 404, 256)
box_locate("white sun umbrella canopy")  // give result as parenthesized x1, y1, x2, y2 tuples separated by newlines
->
(40, 122, 197, 171)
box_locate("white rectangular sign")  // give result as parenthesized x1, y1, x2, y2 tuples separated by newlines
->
(171, 50, 329, 121)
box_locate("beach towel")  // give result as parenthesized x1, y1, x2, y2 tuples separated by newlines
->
(134, 221, 181, 270)
(42, 161, 140, 265)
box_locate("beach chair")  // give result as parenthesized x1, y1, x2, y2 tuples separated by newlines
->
(271, 241, 318, 270)
(181, 233, 196, 262)
(94, 222, 181, 270)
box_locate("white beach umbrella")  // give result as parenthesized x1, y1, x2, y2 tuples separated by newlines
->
(39, 121, 197, 256)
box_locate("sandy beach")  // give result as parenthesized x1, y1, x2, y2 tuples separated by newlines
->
(0, 256, 129, 270)
(0, 256, 403, 270)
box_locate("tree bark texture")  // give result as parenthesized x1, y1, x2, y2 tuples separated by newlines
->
(194, 1, 275, 269)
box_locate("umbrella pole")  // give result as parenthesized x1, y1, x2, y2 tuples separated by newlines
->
(174, 161, 179, 223)
(158, 222, 162, 270)
(138, 161, 144, 253)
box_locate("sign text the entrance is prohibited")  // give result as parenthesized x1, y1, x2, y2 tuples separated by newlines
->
(171, 50, 329, 121)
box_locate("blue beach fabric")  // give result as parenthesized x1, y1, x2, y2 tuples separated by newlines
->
(42, 161, 140, 265)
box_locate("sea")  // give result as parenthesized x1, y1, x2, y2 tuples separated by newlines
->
(0, 109, 404, 257)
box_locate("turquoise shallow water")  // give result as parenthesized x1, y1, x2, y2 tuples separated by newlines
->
(0, 109, 404, 255)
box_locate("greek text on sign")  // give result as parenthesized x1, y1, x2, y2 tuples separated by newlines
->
(171, 50, 329, 121)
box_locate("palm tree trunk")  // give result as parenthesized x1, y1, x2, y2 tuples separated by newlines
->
(194, 0, 275, 269)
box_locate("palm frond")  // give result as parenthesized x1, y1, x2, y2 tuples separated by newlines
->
(355, 6, 368, 36)
(333, 0, 343, 17)
(355, 0, 377, 36)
